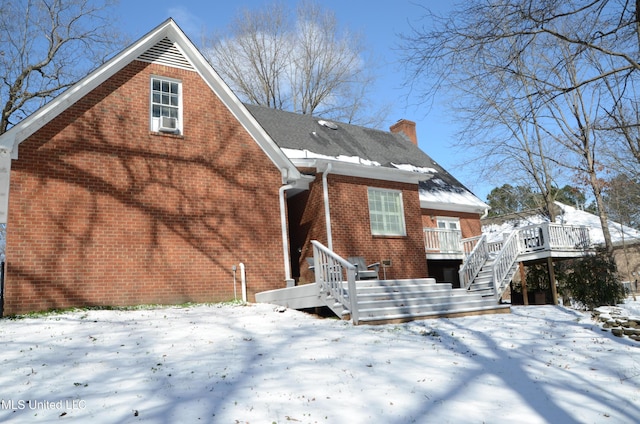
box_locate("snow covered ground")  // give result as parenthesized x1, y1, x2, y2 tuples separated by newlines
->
(1, 300, 639, 423)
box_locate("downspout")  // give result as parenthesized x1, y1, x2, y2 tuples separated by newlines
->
(279, 181, 296, 287)
(322, 163, 333, 250)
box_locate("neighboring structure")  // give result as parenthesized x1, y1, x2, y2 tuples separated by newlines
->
(0, 19, 491, 318)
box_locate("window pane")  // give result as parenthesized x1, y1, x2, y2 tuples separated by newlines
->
(437, 218, 460, 231)
(151, 77, 181, 133)
(368, 188, 406, 236)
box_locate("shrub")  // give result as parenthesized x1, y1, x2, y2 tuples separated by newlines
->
(525, 263, 551, 292)
(556, 248, 624, 310)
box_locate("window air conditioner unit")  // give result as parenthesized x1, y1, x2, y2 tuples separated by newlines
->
(158, 116, 178, 132)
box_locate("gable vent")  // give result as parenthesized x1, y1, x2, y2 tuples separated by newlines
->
(137, 37, 194, 71)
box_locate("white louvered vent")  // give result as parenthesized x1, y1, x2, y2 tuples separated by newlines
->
(137, 37, 194, 71)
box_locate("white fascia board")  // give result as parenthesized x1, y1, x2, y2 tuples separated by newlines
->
(174, 26, 301, 183)
(290, 158, 432, 184)
(0, 19, 301, 183)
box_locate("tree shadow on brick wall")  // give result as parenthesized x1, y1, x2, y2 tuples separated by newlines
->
(6, 64, 284, 313)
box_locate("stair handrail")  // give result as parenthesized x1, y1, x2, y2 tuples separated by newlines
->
(458, 234, 489, 290)
(492, 230, 521, 300)
(311, 240, 359, 324)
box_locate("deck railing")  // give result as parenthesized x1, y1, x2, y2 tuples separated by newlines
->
(424, 228, 482, 256)
(517, 222, 591, 254)
(462, 235, 483, 256)
(492, 230, 521, 300)
(311, 240, 359, 324)
(485, 222, 591, 299)
(458, 235, 489, 290)
(546, 223, 590, 250)
(424, 228, 463, 253)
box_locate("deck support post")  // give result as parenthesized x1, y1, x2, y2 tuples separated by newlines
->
(547, 257, 558, 305)
(519, 262, 529, 306)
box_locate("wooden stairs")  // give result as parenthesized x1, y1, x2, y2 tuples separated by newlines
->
(344, 278, 508, 324)
(256, 277, 510, 325)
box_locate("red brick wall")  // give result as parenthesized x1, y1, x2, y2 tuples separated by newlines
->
(287, 174, 327, 284)
(421, 209, 482, 238)
(293, 173, 428, 282)
(4, 60, 286, 315)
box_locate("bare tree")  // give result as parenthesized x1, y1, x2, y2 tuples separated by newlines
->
(0, 0, 123, 134)
(447, 27, 565, 220)
(539, 43, 615, 252)
(599, 64, 640, 176)
(206, 0, 387, 126)
(401, 1, 640, 101)
(205, 2, 290, 110)
(399, 0, 631, 252)
(603, 174, 640, 230)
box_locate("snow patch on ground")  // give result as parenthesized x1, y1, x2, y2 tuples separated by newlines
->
(1, 301, 639, 423)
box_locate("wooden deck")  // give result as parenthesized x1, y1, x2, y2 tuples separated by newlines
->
(256, 223, 590, 324)
(255, 278, 510, 325)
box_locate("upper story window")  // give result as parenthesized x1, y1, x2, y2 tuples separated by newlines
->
(150, 77, 182, 134)
(367, 188, 406, 236)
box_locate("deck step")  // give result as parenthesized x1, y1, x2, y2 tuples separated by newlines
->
(347, 279, 508, 324)
(357, 303, 510, 324)
(256, 277, 510, 324)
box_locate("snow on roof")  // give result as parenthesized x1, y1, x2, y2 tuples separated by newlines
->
(282, 147, 382, 167)
(391, 163, 438, 174)
(281, 146, 488, 213)
(482, 201, 640, 245)
(282, 148, 446, 174)
(419, 186, 488, 209)
(555, 202, 640, 245)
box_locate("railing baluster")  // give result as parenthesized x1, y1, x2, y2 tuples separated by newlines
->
(423, 228, 463, 253)
(458, 235, 488, 290)
(311, 240, 359, 324)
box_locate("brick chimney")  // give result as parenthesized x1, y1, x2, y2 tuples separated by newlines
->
(389, 119, 417, 145)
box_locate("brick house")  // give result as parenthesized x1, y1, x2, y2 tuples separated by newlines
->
(245, 104, 488, 289)
(0, 19, 489, 317)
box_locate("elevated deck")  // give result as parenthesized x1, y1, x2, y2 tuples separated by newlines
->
(257, 224, 589, 325)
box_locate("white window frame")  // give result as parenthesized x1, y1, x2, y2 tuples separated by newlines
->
(150, 76, 183, 134)
(367, 188, 406, 236)
(436, 217, 460, 231)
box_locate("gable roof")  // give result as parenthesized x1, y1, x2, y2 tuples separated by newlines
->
(245, 104, 488, 214)
(0, 19, 301, 183)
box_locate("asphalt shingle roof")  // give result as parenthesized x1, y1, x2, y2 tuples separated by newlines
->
(244, 104, 476, 198)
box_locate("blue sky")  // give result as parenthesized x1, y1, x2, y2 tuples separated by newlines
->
(114, 1, 489, 200)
